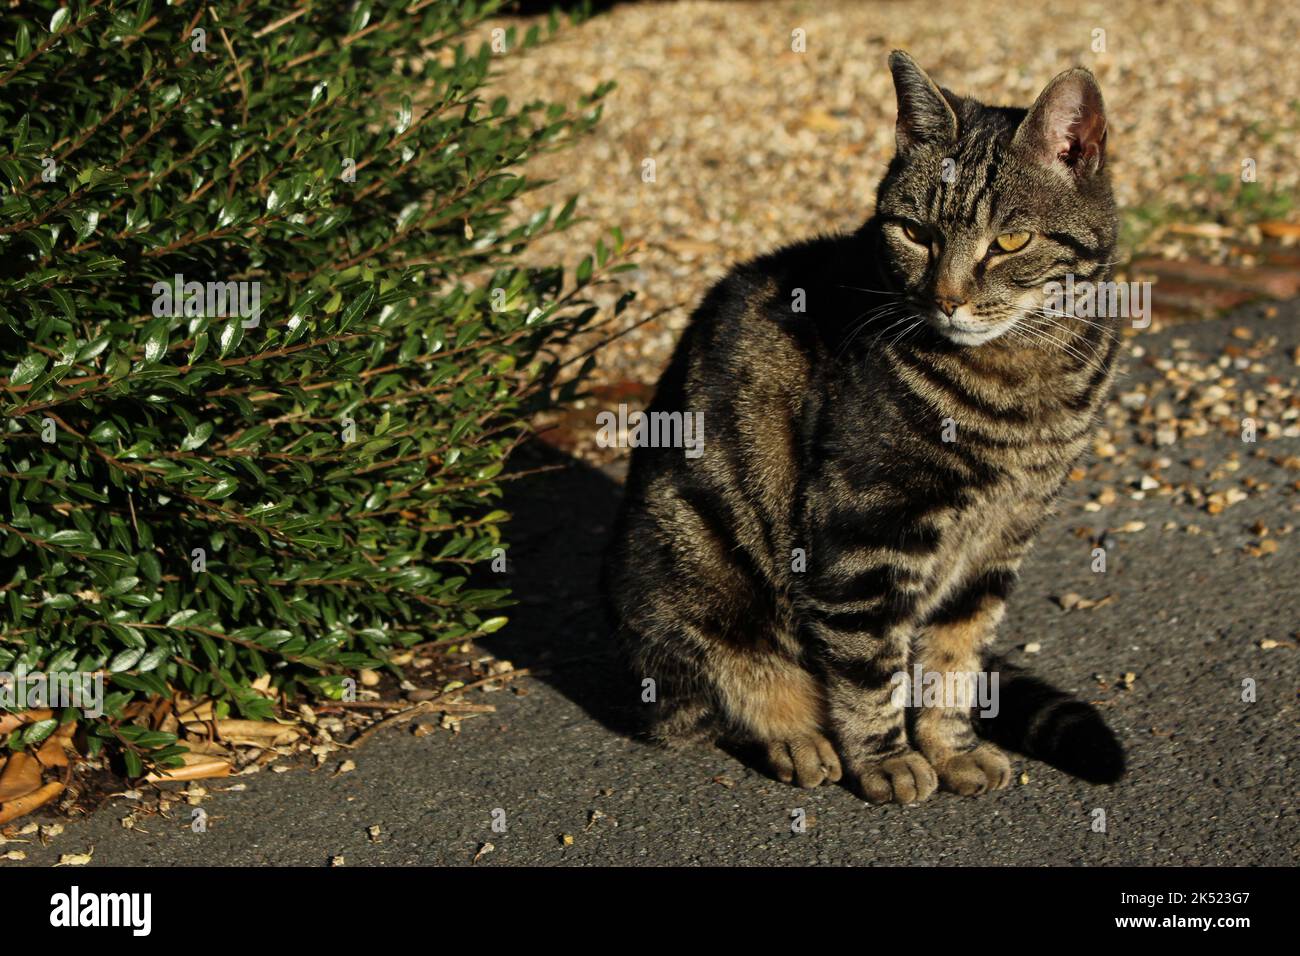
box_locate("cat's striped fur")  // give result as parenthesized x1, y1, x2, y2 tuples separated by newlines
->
(605, 52, 1125, 802)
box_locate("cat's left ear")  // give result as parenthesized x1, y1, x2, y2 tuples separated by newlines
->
(889, 51, 959, 153)
(1013, 68, 1107, 178)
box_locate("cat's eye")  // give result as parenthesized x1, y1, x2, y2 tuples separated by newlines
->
(901, 221, 929, 244)
(993, 231, 1032, 253)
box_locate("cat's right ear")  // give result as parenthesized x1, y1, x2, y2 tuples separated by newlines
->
(1012, 68, 1107, 179)
(888, 51, 958, 153)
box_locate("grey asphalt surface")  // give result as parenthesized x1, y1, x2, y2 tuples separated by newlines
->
(6, 304, 1298, 867)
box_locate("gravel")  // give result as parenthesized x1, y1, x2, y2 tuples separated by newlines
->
(484, 0, 1300, 385)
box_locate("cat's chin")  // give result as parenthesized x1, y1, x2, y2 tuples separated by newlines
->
(931, 314, 1017, 347)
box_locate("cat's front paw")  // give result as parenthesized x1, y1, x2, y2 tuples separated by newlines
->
(848, 750, 937, 805)
(764, 734, 842, 789)
(931, 743, 1012, 796)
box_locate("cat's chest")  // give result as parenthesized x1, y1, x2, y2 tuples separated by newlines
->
(913, 470, 1058, 607)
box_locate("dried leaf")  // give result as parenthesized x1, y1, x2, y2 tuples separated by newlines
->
(55, 848, 94, 866)
(0, 782, 66, 825)
(0, 753, 42, 803)
(144, 754, 232, 783)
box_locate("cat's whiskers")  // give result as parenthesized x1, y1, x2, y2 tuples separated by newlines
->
(838, 303, 913, 358)
(1007, 308, 1092, 360)
(883, 315, 926, 354)
(838, 284, 907, 297)
(1008, 316, 1099, 369)
(1027, 306, 1111, 333)
(1022, 309, 1114, 364)
(1019, 323, 1099, 369)
(862, 309, 921, 352)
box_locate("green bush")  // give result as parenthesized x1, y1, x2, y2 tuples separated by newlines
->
(0, 1, 626, 774)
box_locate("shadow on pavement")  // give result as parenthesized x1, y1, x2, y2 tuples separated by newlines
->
(478, 441, 645, 740)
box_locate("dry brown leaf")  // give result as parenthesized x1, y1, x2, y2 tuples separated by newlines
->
(175, 699, 216, 722)
(0, 781, 65, 825)
(1259, 221, 1300, 239)
(0, 753, 42, 803)
(34, 733, 70, 770)
(801, 107, 844, 134)
(1168, 223, 1237, 239)
(144, 754, 232, 783)
(55, 848, 93, 866)
(189, 719, 300, 747)
(179, 738, 234, 758)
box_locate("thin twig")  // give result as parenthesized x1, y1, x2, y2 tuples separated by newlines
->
(215, 21, 250, 127)
(345, 668, 529, 748)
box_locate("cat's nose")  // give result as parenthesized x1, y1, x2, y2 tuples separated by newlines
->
(934, 297, 965, 317)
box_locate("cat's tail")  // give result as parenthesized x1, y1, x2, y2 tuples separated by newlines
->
(975, 656, 1125, 784)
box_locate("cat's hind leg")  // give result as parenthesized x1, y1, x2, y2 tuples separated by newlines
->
(714, 651, 841, 789)
(644, 680, 715, 749)
(624, 624, 838, 787)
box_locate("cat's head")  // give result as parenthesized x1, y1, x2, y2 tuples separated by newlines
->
(875, 51, 1117, 346)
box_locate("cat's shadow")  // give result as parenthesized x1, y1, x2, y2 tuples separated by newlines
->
(481, 441, 792, 781)
(477, 441, 645, 740)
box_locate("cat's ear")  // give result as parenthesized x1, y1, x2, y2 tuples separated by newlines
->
(1013, 68, 1107, 178)
(888, 51, 958, 152)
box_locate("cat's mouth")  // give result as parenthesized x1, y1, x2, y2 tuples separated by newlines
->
(927, 306, 1017, 346)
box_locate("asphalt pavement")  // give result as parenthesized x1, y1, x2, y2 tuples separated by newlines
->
(6, 304, 1298, 866)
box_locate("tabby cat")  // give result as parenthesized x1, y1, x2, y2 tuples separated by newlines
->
(605, 51, 1125, 803)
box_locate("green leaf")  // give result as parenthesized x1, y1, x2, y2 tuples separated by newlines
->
(47, 529, 93, 547)
(181, 421, 214, 451)
(218, 319, 244, 358)
(88, 421, 122, 443)
(143, 320, 169, 365)
(203, 477, 238, 500)
(22, 719, 58, 746)
(339, 287, 374, 330)
(109, 647, 145, 672)
(9, 352, 48, 387)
